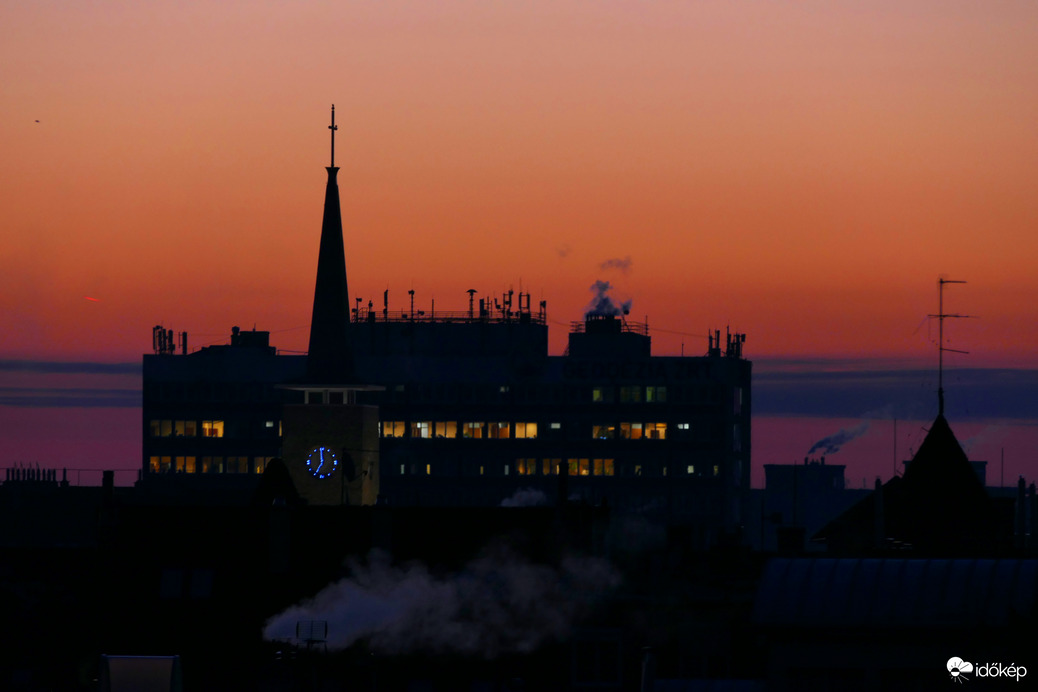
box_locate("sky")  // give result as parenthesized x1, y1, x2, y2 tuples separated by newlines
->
(2, 1, 1037, 486)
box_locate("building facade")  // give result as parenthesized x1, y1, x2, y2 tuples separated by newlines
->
(141, 110, 752, 542)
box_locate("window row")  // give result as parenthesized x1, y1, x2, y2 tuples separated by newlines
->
(516, 458, 616, 476)
(592, 386, 667, 404)
(148, 455, 272, 474)
(381, 421, 538, 439)
(375, 383, 733, 406)
(149, 419, 282, 438)
(394, 458, 721, 478)
(592, 422, 669, 440)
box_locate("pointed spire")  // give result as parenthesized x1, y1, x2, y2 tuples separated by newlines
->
(306, 105, 354, 383)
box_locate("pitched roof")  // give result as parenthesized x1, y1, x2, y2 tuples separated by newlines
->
(815, 415, 998, 555)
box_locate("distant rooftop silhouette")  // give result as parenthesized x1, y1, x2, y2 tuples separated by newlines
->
(815, 414, 1004, 555)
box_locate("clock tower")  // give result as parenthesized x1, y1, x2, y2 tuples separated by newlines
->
(282, 105, 380, 506)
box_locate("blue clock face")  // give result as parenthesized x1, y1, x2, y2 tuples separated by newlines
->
(306, 446, 339, 479)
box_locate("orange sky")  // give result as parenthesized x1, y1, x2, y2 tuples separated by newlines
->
(3, 1, 1037, 364)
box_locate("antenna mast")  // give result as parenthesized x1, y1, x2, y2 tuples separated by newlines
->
(329, 104, 338, 168)
(928, 278, 971, 416)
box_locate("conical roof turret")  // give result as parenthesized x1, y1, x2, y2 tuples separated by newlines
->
(305, 105, 354, 383)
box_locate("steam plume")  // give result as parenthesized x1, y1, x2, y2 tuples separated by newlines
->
(585, 280, 632, 317)
(599, 256, 633, 274)
(807, 422, 870, 456)
(263, 548, 619, 658)
(500, 488, 548, 507)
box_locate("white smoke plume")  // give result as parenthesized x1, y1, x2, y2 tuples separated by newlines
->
(263, 548, 620, 658)
(585, 280, 632, 317)
(807, 422, 870, 456)
(500, 488, 548, 507)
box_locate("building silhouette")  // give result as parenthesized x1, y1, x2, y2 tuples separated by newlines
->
(141, 109, 752, 544)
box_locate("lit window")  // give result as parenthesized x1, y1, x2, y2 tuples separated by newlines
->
(174, 420, 196, 437)
(399, 464, 405, 475)
(645, 423, 667, 440)
(550, 422, 561, 430)
(592, 424, 615, 439)
(435, 421, 457, 438)
(634, 464, 642, 476)
(480, 465, 485, 475)
(148, 456, 161, 473)
(542, 458, 560, 475)
(425, 463, 432, 475)
(579, 459, 590, 476)
(488, 422, 510, 439)
(620, 422, 643, 440)
(201, 420, 224, 438)
(184, 457, 196, 473)
(504, 464, 510, 476)
(713, 465, 720, 477)
(677, 423, 690, 430)
(462, 422, 485, 439)
(265, 420, 275, 428)
(662, 466, 668, 477)
(592, 387, 613, 403)
(499, 385, 510, 393)
(382, 421, 406, 438)
(603, 459, 614, 476)
(687, 465, 695, 475)
(254, 457, 271, 474)
(568, 459, 579, 476)
(592, 459, 613, 476)
(514, 422, 538, 439)
(646, 386, 667, 403)
(411, 421, 432, 439)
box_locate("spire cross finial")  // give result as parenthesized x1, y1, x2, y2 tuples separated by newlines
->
(329, 104, 338, 168)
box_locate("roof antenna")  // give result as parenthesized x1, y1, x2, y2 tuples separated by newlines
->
(928, 277, 972, 416)
(329, 104, 338, 168)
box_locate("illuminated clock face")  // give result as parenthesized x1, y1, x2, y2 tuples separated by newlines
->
(306, 446, 339, 480)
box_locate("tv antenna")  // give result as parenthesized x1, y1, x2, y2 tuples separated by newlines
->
(927, 278, 973, 415)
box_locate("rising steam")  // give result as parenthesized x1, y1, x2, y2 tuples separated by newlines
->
(585, 280, 631, 317)
(599, 256, 633, 274)
(807, 422, 870, 456)
(263, 548, 620, 658)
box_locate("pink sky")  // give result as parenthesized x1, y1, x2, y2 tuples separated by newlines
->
(2, 2, 1036, 486)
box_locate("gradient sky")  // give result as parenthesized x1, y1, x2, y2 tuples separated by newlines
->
(2, 2, 1037, 485)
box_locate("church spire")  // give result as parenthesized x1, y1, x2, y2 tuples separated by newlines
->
(306, 105, 354, 383)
